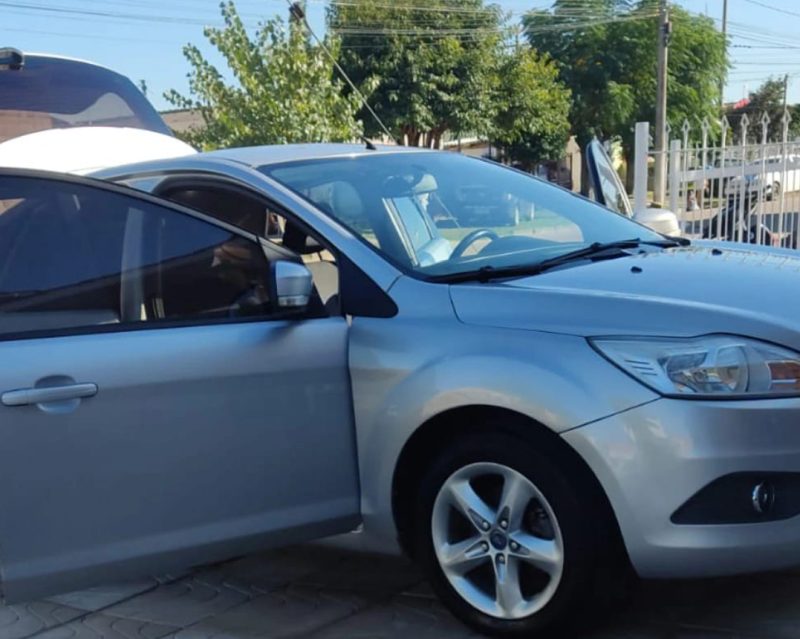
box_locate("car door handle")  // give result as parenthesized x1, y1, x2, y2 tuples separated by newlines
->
(1, 383, 98, 407)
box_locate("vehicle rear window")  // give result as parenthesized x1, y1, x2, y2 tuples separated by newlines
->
(0, 55, 171, 143)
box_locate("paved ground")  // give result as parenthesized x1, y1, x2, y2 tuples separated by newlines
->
(4, 543, 800, 639)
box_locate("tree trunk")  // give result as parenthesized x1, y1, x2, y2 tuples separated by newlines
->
(402, 126, 423, 147)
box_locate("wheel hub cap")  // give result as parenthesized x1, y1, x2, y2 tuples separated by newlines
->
(489, 530, 508, 550)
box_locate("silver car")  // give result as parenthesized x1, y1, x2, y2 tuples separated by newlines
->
(2, 143, 800, 637)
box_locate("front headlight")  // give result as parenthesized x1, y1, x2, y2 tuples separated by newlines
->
(591, 335, 800, 398)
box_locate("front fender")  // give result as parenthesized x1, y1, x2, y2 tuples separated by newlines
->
(349, 314, 658, 549)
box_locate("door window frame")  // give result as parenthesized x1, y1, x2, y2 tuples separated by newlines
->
(111, 169, 398, 320)
(0, 168, 323, 343)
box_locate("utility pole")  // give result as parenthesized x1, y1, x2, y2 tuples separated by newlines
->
(784, 73, 789, 112)
(289, 1, 304, 24)
(720, 0, 728, 111)
(653, 0, 670, 206)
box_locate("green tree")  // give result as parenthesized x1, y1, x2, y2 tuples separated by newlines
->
(491, 49, 571, 169)
(726, 77, 800, 142)
(523, 0, 727, 149)
(329, 0, 504, 147)
(166, 1, 364, 150)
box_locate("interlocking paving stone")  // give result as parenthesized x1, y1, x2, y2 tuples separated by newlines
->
(679, 572, 800, 639)
(0, 601, 84, 639)
(399, 582, 436, 600)
(581, 627, 668, 639)
(667, 630, 763, 639)
(101, 577, 249, 628)
(292, 550, 422, 598)
(189, 547, 345, 597)
(47, 580, 159, 613)
(306, 593, 479, 639)
(33, 613, 177, 639)
(13, 545, 800, 639)
(616, 579, 727, 628)
(171, 586, 365, 639)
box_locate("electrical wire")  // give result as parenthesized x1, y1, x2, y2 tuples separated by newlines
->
(742, 0, 800, 19)
(281, 0, 395, 142)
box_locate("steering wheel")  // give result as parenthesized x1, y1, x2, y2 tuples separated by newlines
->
(450, 229, 500, 259)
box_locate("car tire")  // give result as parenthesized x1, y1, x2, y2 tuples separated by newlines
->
(414, 428, 606, 637)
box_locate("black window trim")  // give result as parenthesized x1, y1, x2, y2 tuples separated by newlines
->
(1, 168, 262, 245)
(0, 168, 340, 341)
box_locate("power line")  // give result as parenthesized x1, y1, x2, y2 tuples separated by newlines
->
(733, 44, 800, 49)
(282, 0, 394, 143)
(318, 0, 516, 16)
(331, 11, 659, 39)
(0, 25, 176, 44)
(742, 0, 800, 19)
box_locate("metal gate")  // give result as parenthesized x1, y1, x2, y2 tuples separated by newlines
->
(633, 112, 800, 248)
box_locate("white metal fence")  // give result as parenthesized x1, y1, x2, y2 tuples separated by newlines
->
(633, 112, 800, 248)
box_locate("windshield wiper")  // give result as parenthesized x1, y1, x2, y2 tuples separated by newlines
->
(432, 237, 687, 284)
(532, 237, 684, 271)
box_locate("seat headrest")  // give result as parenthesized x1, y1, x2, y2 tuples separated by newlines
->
(412, 173, 438, 194)
(330, 181, 364, 219)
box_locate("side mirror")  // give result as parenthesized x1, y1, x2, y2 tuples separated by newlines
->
(633, 207, 682, 237)
(271, 260, 313, 312)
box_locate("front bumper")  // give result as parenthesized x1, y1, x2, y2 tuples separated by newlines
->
(563, 397, 800, 579)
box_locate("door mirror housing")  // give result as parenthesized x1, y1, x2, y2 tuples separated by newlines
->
(633, 207, 682, 237)
(270, 260, 313, 312)
(584, 139, 633, 217)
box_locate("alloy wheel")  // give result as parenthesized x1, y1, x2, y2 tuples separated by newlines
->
(431, 462, 564, 620)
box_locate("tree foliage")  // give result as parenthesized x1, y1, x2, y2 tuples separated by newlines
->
(166, 1, 364, 150)
(523, 0, 727, 148)
(491, 49, 572, 168)
(726, 77, 800, 142)
(328, 0, 504, 146)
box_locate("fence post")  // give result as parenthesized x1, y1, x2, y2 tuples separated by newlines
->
(719, 116, 729, 241)
(757, 112, 770, 244)
(700, 117, 710, 212)
(633, 122, 649, 214)
(669, 138, 681, 216)
(780, 108, 791, 242)
(737, 114, 750, 243)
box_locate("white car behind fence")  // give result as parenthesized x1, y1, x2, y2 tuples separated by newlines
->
(635, 116, 800, 249)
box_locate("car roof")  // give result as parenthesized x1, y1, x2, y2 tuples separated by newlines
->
(16, 51, 121, 76)
(205, 143, 431, 168)
(91, 142, 437, 179)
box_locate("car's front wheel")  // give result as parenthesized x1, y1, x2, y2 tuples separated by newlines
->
(415, 430, 605, 637)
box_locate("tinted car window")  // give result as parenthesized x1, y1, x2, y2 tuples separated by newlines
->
(0, 176, 271, 338)
(0, 56, 170, 143)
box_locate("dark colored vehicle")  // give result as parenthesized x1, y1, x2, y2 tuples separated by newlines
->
(699, 193, 799, 248)
(0, 47, 171, 143)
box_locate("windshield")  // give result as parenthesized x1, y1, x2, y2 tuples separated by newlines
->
(0, 55, 171, 143)
(262, 152, 663, 278)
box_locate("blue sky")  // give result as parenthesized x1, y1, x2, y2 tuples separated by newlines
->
(2, 0, 797, 111)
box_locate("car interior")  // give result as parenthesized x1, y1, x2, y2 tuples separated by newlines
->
(154, 178, 342, 315)
(263, 164, 456, 268)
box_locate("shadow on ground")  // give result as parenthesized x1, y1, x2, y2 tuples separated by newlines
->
(2, 544, 799, 639)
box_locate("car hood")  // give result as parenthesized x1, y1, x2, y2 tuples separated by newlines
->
(0, 127, 196, 174)
(450, 243, 800, 349)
